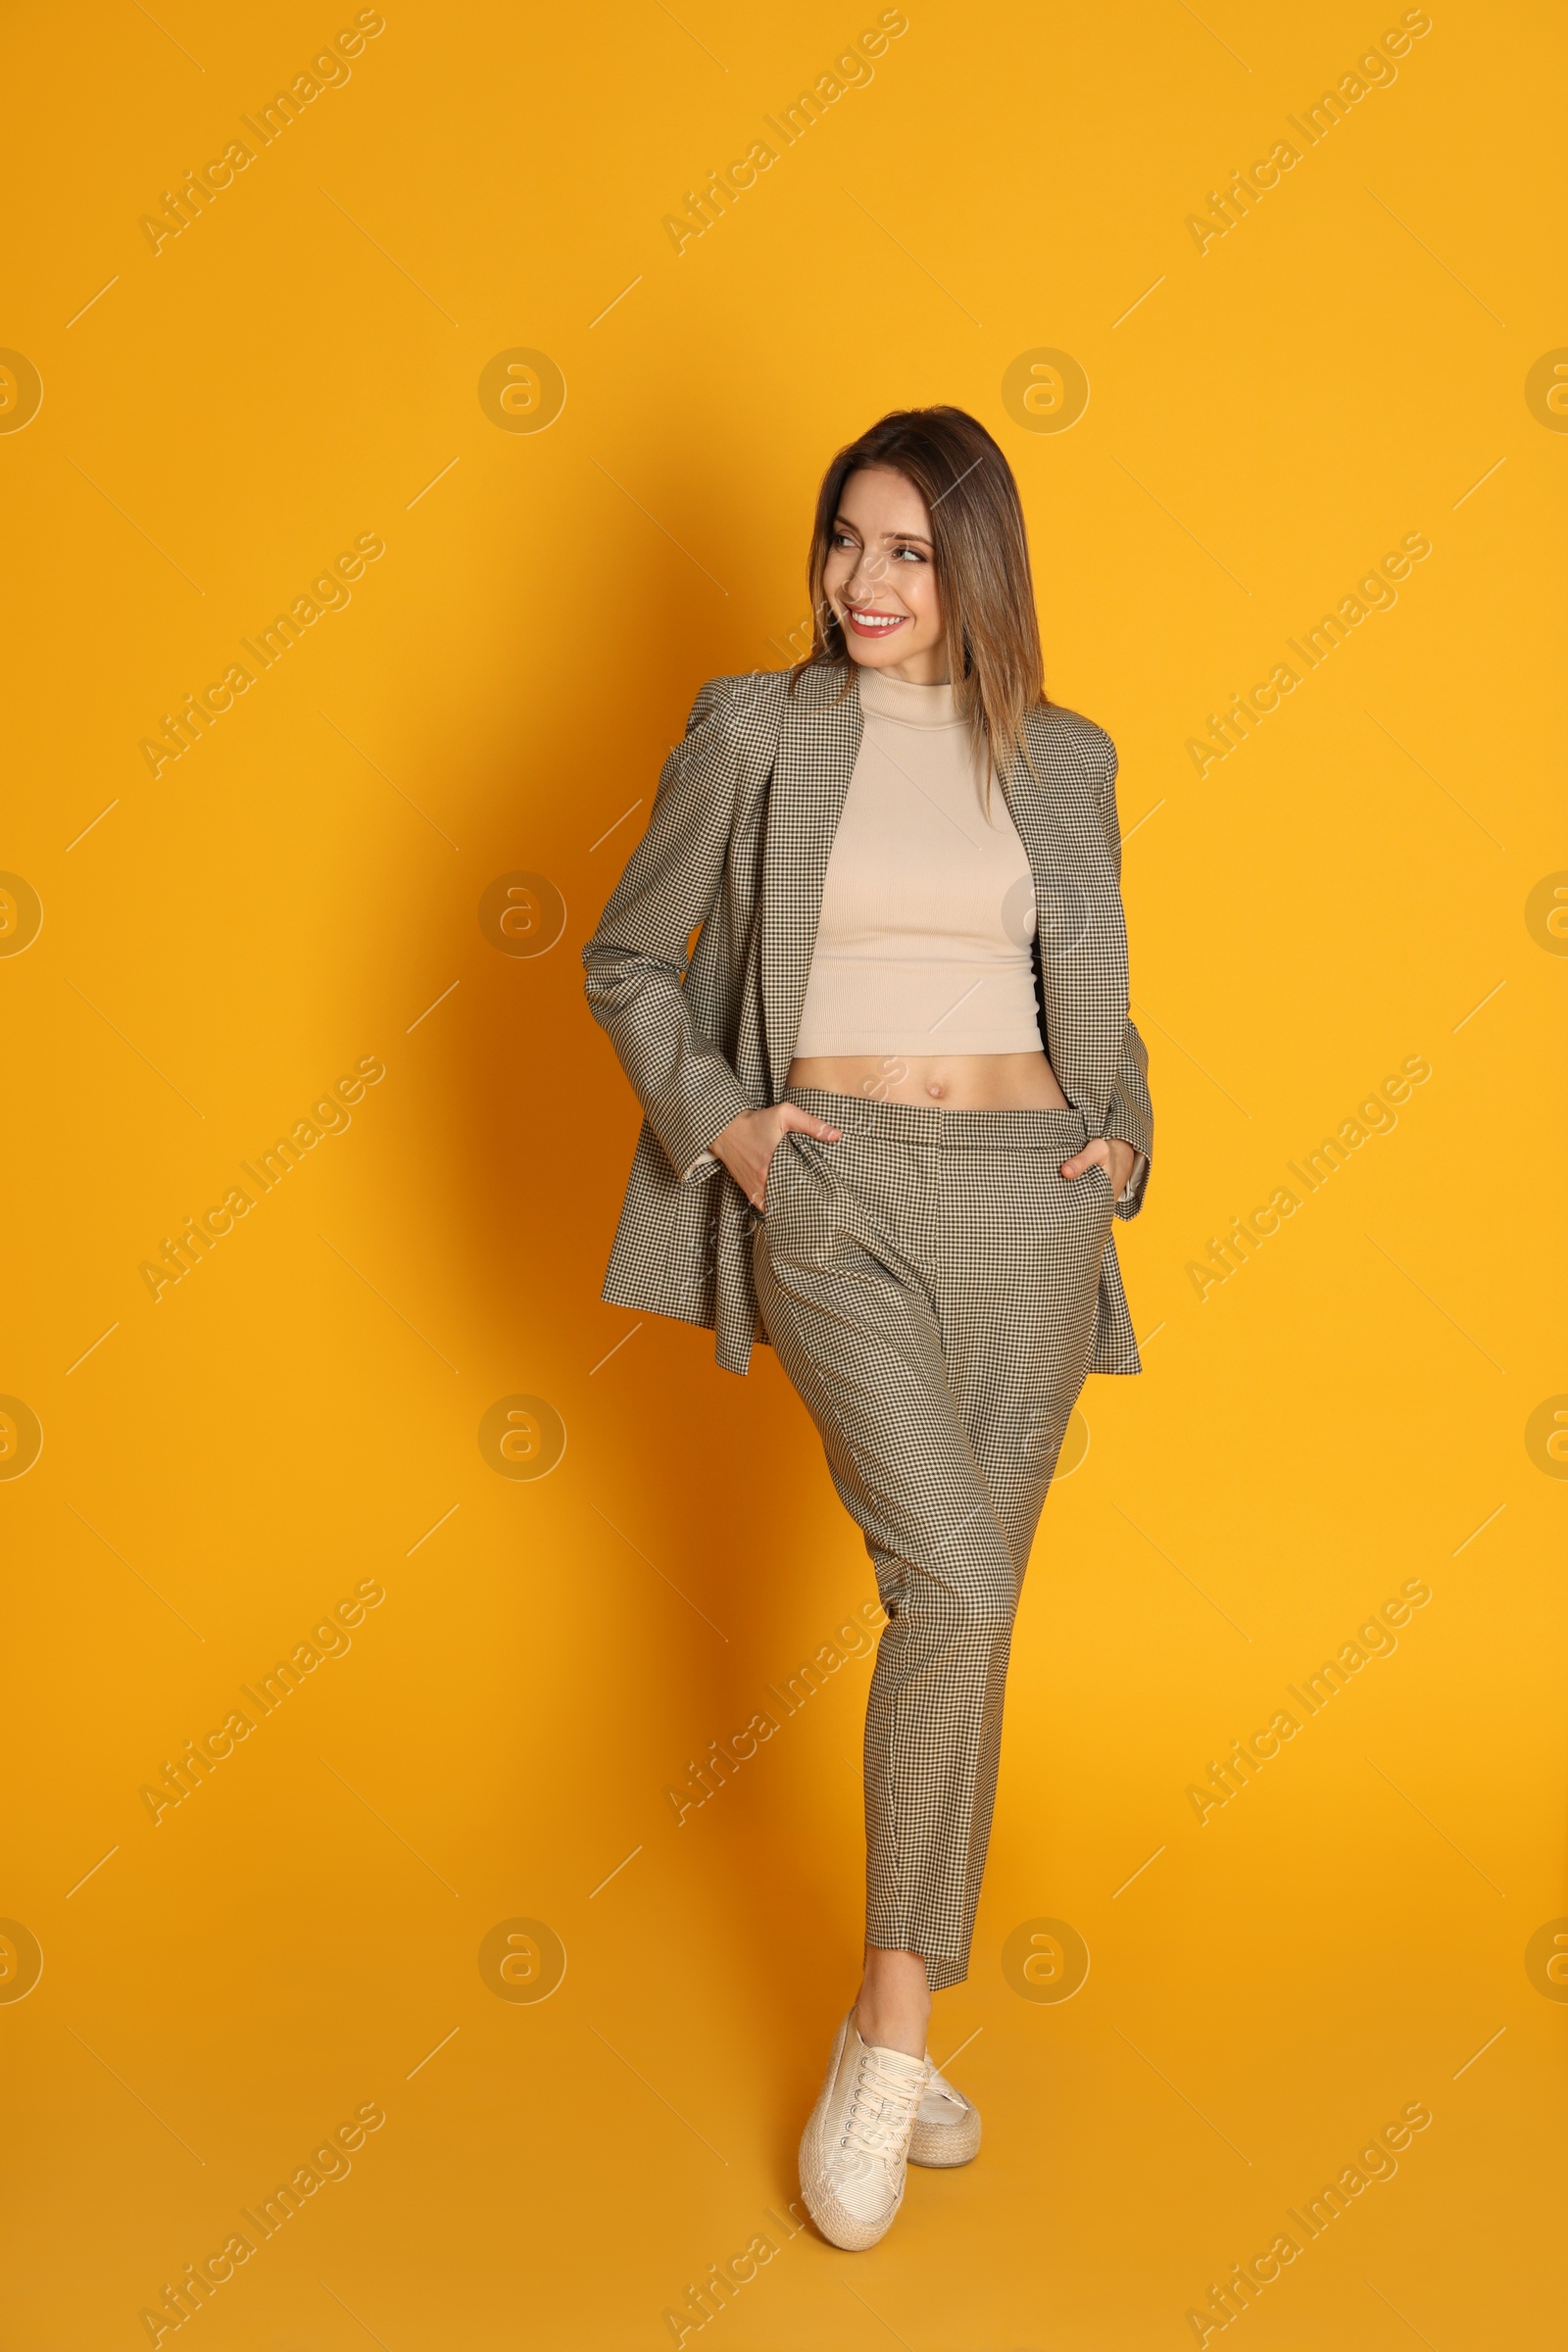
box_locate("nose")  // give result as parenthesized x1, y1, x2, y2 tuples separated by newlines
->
(845, 545, 889, 604)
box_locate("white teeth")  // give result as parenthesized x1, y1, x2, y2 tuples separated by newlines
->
(850, 611, 903, 628)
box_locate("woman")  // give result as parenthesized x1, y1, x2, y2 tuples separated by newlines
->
(583, 407, 1152, 2250)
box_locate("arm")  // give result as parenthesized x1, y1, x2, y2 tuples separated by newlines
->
(581, 679, 755, 1184)
(1097, 736, 1153, 1219)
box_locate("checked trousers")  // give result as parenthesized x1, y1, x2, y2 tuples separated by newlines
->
(751, 1083, 1117, 1992)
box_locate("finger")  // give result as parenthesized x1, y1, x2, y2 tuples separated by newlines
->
(780, 1106, 843, 1139)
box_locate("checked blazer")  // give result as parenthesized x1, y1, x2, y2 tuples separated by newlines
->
(581, 662, 1153, 1378)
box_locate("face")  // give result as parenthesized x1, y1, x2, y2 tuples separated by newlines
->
(821, 466, 948, 684)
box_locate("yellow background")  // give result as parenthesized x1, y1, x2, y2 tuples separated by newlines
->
(5, 1, 1563, 2344)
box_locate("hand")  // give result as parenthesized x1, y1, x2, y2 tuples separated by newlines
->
(1060, 1134, 1135, 1201)
(709, 1103, 843, 1211)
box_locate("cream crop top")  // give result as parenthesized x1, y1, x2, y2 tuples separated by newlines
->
(792, 666, 1042, 1056)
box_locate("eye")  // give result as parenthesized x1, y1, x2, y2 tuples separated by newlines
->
(830, 529, 858, 549)
(890, 544, 926, 563)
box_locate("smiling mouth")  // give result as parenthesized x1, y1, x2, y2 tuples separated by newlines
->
(842, 607, 909, 637)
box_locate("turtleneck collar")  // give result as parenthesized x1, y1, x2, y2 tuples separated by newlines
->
(855, 663, 966, 728)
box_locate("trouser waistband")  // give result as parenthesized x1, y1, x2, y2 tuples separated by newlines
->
(782, 1083, 1089, 1152)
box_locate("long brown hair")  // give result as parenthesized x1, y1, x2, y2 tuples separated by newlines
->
(791, 406, 1048, 804)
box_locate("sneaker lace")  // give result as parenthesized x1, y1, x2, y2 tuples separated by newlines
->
(836, 2051, 925, 2171)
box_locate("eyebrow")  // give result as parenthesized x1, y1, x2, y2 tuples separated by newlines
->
(831, 514, 933, 545)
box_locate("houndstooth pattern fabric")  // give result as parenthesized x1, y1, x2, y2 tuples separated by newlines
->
(581, 663, 1152, 1377)
(752, 1086, 1118, 1991)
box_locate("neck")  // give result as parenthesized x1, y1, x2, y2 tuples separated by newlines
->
(855, 645, 950, 686)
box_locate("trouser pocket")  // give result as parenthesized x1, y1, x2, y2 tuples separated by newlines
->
(741, 1133, 801, 1234)
(749, 1130, 841, 1245)
(761, 1135, 800, 1217)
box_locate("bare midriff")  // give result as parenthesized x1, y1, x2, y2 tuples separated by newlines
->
(785, 1050, 1071, 1110)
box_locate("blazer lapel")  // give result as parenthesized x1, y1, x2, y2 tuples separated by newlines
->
(760, 669, 862, 1092)
(996, 716, 1127, 1120)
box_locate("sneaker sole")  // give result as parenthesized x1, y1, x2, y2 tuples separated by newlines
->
(907, 2104, 982, 2167)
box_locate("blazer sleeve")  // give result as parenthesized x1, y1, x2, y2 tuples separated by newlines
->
(581, 678, 756, 1184)
(1096, 735, 1153, 1221)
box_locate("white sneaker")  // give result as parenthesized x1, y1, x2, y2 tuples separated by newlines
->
(799, 2008, 931, 2250)
(908, 2060, 982, 2167)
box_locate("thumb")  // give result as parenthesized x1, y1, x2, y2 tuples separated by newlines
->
(781, 1104, 843, 1138)
(775, 1101, 841, 1138)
